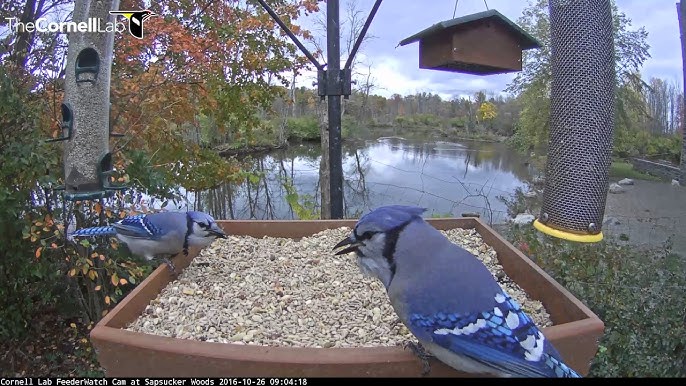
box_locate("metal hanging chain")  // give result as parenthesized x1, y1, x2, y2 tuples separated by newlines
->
(453, 0, 489, 18)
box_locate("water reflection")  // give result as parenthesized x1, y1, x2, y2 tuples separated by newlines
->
(177, 138, 535, 224)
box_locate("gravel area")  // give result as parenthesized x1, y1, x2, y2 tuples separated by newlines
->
(125, 227, 552, 348)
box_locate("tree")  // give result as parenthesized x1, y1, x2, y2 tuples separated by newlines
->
(0, 0, 320, 333)
(109, 0, 319, 193)
(477, 101, 498, 129)
(507, 0, 651, 152)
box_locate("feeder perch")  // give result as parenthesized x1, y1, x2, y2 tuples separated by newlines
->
(46, 103, 73, 143)
(64, 152, 127, 201)
(398, 9, 540, 75)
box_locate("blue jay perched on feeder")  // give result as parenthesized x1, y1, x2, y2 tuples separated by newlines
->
(70, 211, 227, 274)
(333, 205, 581, 378)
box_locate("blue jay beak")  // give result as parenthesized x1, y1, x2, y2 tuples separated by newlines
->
(209, 226, 227, 239)
(333, 236, 363, 256)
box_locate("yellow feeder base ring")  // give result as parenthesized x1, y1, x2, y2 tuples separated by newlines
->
(533, 219, 603, 243)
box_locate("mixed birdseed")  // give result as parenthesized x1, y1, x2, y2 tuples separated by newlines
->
(125, 227, 552, 347)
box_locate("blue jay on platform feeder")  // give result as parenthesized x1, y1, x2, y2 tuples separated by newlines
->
(333, 205, 581, 378)
(70, 211, 226, 274)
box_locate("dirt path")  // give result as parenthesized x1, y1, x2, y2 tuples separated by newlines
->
(602, 179, 685, 255)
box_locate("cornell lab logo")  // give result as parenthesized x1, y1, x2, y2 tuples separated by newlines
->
(109, 9, 156, 39)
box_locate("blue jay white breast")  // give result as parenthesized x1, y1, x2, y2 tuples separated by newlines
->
(70, 210, 227, 261)
(333, 205, 582, 378)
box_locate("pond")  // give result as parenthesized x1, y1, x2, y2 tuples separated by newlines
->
(170, 136, 537, 224)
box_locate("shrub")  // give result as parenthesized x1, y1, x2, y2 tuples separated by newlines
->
(0, 65, 173, 339)
(285, 116, 320, 141)
(0, 66, 64, 339)
(613, 130, 681, 164)
(503, 225, 686, 377)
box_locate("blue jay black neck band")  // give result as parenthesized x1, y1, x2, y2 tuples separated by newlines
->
(183, 211, 193, 256)
(382, 225, 409, 280)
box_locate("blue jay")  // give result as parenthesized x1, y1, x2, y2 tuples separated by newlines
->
(333, 205, 581, 378)
(70, 210, 226, 274)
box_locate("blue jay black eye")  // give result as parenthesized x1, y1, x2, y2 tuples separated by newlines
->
(361, 231, 376, 239)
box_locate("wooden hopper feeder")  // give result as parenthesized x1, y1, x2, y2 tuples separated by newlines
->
(398, 9, 541, 75)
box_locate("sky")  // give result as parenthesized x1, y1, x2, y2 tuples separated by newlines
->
(291, 0, 683, 100)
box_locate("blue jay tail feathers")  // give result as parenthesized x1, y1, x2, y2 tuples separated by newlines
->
(70, 226, 117, 237)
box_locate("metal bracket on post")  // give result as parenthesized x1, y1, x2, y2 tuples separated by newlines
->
(342, 68, 352, 99)
(256, 0, 383, 219)
(317, 69, 327, 99)
(316, 69, 353, 100)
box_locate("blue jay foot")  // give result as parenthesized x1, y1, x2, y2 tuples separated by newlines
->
(404, 341, 433, 376)
(162, 257, 178, 277)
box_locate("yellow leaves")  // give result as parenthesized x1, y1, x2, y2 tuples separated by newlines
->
(105, 296, 111, 305)
(119, 278, 128, 286)
(88, 269, 97, 281)
(477, 101, 498, 123)
(111, 273, 119, 287)
(95, 202, 102, 214)
(70, 323, 77, 328)
(68, 268, 77, 277)
(94, 285, 102, 291)
(35, 247, 42, 259)
(81, 264, 89, 276)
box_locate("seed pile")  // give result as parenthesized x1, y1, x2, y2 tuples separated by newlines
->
(125, 227, 552, 348)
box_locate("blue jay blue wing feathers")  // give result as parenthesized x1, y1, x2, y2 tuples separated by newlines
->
(111, 214, 163, 239)
(408, 291, 581, 378)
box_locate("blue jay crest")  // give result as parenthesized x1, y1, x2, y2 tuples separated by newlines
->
(110, 9, 156, 39)
(357, 205, 427, 232)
